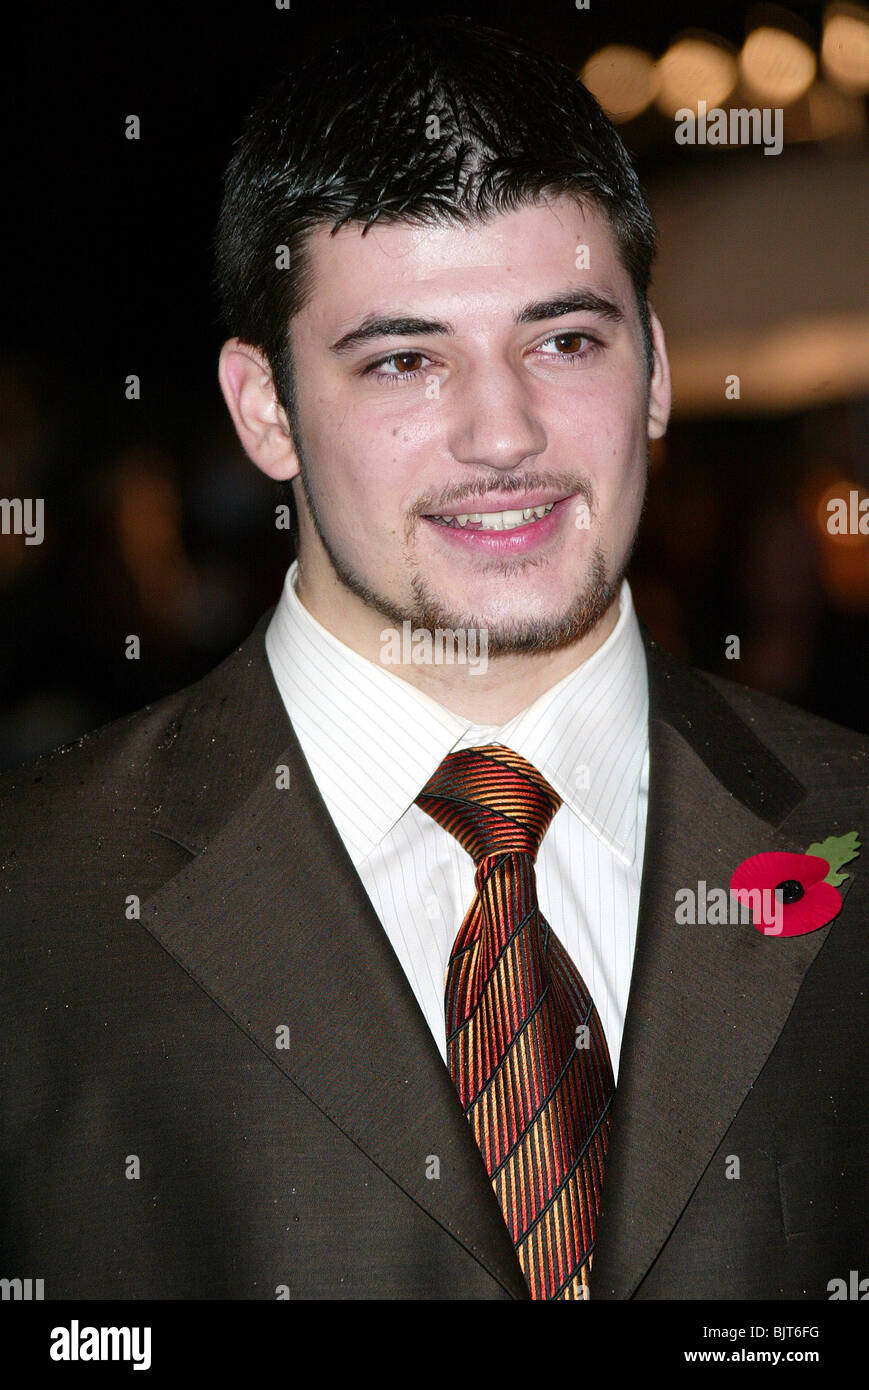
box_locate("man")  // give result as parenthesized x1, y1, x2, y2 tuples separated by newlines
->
(1, 14, 866, 1301)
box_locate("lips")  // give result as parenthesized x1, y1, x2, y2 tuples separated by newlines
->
(421, 494, 577, 554)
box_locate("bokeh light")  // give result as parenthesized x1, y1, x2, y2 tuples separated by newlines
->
(822, 4, 869, 95)
(581, 45, 657, 121)
(655, 35, 738, 116)
(739, 25, 817, 103)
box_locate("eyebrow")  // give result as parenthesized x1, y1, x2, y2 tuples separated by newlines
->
(327, 288, 625, 356)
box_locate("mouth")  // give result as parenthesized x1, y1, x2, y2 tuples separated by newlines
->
(420, 493, 581, 555)
(426, 502, 557, 532)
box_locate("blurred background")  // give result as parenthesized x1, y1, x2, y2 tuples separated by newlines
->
(1, 0, 867, 767)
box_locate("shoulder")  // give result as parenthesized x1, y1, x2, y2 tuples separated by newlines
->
(0, 608, 282, 883)
(643, 628, 868, 798)
(701, 667, 869, 791)
(0, 687, 188, 845)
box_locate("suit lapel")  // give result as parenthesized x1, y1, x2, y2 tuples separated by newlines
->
(140, 614, 528, 1299)
(591, 634, 832, 1299)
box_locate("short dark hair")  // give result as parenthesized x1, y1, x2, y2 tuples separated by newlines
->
(214, 13, 657, 426)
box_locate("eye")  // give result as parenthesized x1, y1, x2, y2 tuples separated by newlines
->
(363, 351, 432, 385)
(535, 331, 600, 362)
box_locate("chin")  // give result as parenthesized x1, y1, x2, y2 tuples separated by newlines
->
(407, 547, 621, 658)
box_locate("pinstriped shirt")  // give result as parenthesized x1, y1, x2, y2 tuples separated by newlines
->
(265, 561, 649, 1080)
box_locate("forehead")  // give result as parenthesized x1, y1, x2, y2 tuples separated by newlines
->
(298, 195, 628, 326)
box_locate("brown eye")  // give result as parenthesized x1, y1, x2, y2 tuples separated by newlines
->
(363, 350, 433, 385)
(393, 352, 424, 373)
(534, 331, 600, 365)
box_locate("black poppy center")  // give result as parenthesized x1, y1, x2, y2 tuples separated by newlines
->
(775, 878, 805, 904)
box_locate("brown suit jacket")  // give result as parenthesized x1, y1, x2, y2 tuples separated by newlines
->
(1, 613, 867, 1298)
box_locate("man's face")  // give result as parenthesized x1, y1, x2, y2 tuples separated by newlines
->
(283, 194, 666, 654)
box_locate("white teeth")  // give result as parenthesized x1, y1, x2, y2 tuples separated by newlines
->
(480, 509, 523, 530)
(432, 502, 555, 530)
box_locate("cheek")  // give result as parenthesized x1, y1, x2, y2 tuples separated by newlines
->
(553, 355, 644, 434)
(557, 388, 648, 541)
(305, 411, 423, 534)
(567, 389, 647, 488)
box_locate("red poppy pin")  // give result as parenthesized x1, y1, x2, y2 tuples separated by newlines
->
(731, 832, 861, 937)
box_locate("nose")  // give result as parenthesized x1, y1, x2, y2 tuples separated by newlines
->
(445, 355, 547, 474)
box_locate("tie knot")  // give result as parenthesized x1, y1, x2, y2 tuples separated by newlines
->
(416, 745, 561, 863)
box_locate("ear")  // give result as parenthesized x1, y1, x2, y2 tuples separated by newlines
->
(646, 308, 672, 441)
(218, 339, 300, 480)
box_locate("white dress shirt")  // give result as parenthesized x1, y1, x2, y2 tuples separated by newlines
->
(265, 562, 649, 1080)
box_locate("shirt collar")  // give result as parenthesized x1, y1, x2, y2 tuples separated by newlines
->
(266, 561, 648, 866)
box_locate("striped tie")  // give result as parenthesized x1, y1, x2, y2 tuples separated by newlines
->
(416, 744, 614, 1300)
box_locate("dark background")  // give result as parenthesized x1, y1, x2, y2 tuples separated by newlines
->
(2, 0, 867, 767)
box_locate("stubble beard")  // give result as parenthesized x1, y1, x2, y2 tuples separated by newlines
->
(403, 544, 620, 656)
(295, 442, 636, 658)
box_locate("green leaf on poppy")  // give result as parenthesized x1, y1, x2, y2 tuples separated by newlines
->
(805, 831, 861, 887)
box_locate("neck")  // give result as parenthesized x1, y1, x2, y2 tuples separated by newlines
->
(294, 560, 622, 724)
